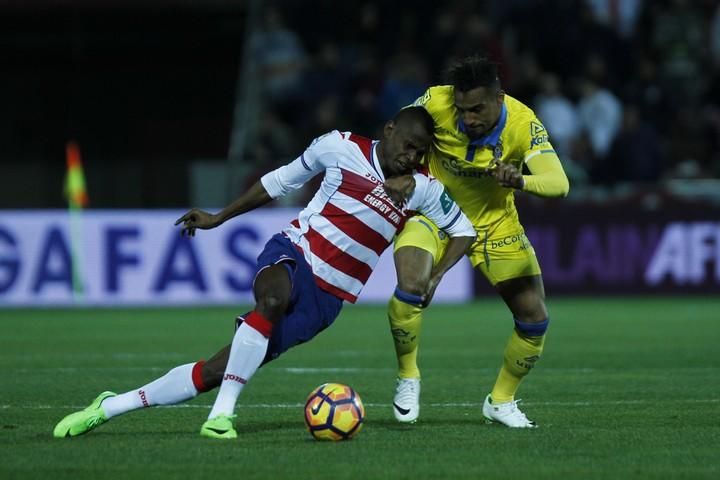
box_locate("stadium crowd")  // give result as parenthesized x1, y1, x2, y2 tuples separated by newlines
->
(240, 0, 720, 202)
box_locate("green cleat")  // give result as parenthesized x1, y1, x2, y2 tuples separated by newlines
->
(53, 391, 116, 438)
(200, 415, 238, 439)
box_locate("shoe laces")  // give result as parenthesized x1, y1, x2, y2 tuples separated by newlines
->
(395, 379, 419, 404)
(501, 399, 531, 421)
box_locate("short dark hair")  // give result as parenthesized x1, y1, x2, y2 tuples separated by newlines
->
(392, 106, 434, 135)
(446, 55, 501, 93)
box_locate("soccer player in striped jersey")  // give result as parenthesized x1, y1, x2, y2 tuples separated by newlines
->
(385, 56, 569, 427)
(53, 107, 476, 440)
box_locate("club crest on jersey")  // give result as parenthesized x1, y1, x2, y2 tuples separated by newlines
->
(492, 141, 504, 161)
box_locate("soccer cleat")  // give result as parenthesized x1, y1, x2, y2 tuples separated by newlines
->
(53, 391, 116, 438)
(200, 415, 238, 439)
(482, 394, 537, 428)
(393, 377, 420, 423)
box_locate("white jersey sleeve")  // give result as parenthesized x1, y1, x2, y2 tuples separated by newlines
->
(407, 175, 476, 238)
(260, 131, 340, 199)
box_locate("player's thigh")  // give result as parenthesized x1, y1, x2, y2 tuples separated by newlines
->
(254, 263, 292, 320)
(394, 215, 448, 292)
(264, 282, 343, 363)
(468, 229, 540, 283)
(469, 229, 547, 321)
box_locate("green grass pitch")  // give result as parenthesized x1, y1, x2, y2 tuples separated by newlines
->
(1, 297, 718, 479)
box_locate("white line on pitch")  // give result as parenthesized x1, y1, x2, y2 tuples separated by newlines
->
(3, 399, 718, 410)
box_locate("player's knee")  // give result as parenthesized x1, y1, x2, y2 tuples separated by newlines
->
(514, 308, 548, 324)
(201, 361, 225, 389)
(512, 294, 548, 323)
(514, 317, 550, 337)
(255, 293, 289, 321)
(393, 286, 424, 308)
(396, 276, 428, 298)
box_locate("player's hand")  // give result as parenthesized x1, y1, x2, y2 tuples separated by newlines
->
(383, 175, 416, 207)
(491, 159, 525, 190)
(421, 274, 442, 308)
(174, 208, 220, 237)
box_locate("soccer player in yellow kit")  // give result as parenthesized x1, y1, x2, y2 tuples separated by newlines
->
(386, 56, 569, 427)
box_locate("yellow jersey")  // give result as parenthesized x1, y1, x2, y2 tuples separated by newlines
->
(413, 86, 558, 233)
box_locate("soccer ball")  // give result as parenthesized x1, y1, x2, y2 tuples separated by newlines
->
(304, 383, 365, 441)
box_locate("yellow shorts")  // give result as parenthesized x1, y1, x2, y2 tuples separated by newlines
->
(394, 215, 542, 286)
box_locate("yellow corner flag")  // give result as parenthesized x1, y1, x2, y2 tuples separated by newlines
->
(65, 141, 89, 208)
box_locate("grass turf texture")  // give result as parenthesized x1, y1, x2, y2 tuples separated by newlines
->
(1, 297, 718, 479)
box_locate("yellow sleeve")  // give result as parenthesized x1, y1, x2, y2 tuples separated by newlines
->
(522, 151, 570, 198)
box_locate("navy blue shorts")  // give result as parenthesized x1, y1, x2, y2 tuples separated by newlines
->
(236, 233, 344, 364)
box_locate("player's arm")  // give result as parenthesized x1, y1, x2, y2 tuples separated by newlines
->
(176, 134, 330, 236)
(408, 176, 476, 304)
(175, 180, 274, 236)
(492, 115, 569, 197)
(521, 150, 570, 197)
(492, 152, 569, 198)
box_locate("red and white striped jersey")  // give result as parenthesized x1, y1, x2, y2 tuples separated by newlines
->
(261, 130, 475, 303)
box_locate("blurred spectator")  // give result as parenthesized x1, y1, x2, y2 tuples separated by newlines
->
(711, 4, 720, 69)
(577, 78, 623, 159)
(508, 53, 542, 103)
(619, 55, 667, 131)
(455, 14, 510, 82)
(250, 6, 307, 114)
(602, 105, 664, 184)
(533, 73, 588, 185)
(647, 0, 707, 103)
(584, 0, 644, 38)
(665, 106, 713, 179)
(705, 72, 720, 177)
(302, 43, 348, 112)
(10, 0, 720, 209)
(533, 73, 580, 161)
(377, 52, 428, 120)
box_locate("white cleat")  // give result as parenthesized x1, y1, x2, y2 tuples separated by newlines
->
(482, 394, 537, 428)
(393, 378, 420, 423)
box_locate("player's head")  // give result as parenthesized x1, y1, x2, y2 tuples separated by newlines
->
(379, 106, 433, 177)
(447, 55, 504, 140)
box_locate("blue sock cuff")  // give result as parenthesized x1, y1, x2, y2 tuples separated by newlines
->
(514, 317, 549, 337)
(394, 287, 424, 307)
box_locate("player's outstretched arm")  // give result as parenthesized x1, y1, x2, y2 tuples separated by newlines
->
(175, 181, 273, 236)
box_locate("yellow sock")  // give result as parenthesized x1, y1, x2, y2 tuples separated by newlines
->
(388, 294, 423, 379)
(490, 329, 545, 403)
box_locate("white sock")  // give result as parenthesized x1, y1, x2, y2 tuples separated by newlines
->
(102, 363, 199, 418)
(207, 322, 268, 419)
